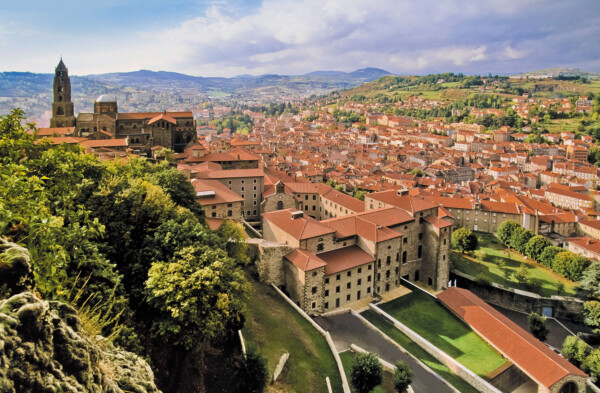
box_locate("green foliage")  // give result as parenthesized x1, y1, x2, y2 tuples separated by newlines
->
(393, 361, 413, 393)
(514, 266, 529, 284)
(539, 246, 563, 268)
(562, 336, 591, 371)
(238, 346, 269, 393)
(208, 113, 253, 134)
(553, 251, 590, 281)
(408, 168, 426, 177)
(350, 352, 383, 393)
(497, 220, 520, 246)
(451, 228, 478, 253)
(580, 262, 600, 298)
(584, 301, 600, 329)
(528, 312, 549, 342)
(216, 220, 250, 265)
(353, 189, 368, 201)
(509, 227, 533, 254)
(145, 245, 249, 349)
(524, 235, 551, 261)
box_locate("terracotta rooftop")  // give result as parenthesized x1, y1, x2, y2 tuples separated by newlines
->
(148, 113, 177, 125)
(262, 209, 335, 241)
(190, 179, 244, 205)
(284, 248, 327, 272)
(438, 287, 586, 388)
(368, 191, 439, 214)
(318, 245, 375, 275)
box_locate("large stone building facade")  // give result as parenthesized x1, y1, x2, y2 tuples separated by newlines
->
(260, 194, 452, 315)
(48, 59, 196, 153)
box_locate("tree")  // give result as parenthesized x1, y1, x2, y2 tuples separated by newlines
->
(528, 312, 549, 342)
(524, 235, 551, 261)
(238, 347, 269, 393)
(510, 227, 534, 254)
(566, 255, 590, 282)
(563, 336, 591, 370)
(451, 228, 478, 253)
(350, 352, 383, 393)
(584, 301, 600, 331)
(514, 266, 530, 284)
(580, 262, 600, 298)
(497, 220, 520, 246)
(145, 245, 249, 350)
(539, 246, 563, 268)
(393, 361, 414, 393)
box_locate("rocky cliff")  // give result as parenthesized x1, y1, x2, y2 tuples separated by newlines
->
(0, 239, 160, 393)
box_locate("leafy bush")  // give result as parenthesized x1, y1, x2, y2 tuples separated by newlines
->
(451, 228, 478, 253)
(351, 352, 383, 393)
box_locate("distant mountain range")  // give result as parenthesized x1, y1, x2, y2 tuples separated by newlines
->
(0, 67, 391, 98)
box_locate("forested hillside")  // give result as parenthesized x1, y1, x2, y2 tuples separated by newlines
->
(0, 109, 255, 393)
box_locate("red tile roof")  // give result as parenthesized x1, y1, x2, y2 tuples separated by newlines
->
(438, 287, 586, 388)
(285, 248, 327, 272)
(318, 245, 375, 275)
(368, 191, 438, 214)
(190, 179, 244, 204)
(262, 209, 335, 240)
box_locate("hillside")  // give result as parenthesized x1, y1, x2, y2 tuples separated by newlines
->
(511, 68, 600, 79)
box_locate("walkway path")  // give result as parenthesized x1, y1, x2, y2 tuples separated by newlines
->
(315, 313, 454, 393)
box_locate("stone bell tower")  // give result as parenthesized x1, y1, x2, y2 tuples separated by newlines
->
(49, 58, 76, 128)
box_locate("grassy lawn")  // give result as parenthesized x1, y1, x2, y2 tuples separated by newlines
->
(452, 232, 577, 297)
(242, 275, 343, 393)
(378, 290, 506, 378)
(339, 351, 394, 393)
(360, 310, 479, 393)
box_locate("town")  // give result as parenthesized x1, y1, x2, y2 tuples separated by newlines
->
(10, 58, 597, 393)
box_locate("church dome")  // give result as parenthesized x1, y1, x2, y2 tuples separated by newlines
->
(96, 94, 117, 103)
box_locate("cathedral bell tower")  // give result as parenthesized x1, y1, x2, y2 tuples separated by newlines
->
(49, 58, 76, 128)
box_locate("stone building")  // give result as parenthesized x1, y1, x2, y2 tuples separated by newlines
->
(191, 178, 244, 225)
(48, 59, 196, 154)
(49, 59, 76, 128)
(260, 198, 452, 315)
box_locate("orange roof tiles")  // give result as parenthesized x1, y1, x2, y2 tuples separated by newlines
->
(318, 245, 375, 275)
(262, 209, 335, 240)
(284, 248, 327, 272)
(190, 179, 244, 205)
(438, 287, 586, 388)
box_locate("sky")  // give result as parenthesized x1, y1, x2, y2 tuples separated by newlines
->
(1, 0, 599, 77)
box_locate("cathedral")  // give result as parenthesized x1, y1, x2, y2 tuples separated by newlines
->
(49, 59, 196, 153)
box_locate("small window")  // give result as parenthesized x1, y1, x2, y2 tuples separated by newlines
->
(325, 302, 329, 309)
(347, 271, 351, 277)
(346, 294, 350, 301)
(418, 245, 422, 258)
(403, 238, 407, 244)
(325, 278, 329, 284)
(367, 275, 371, 282)
(317, 243, 324, 252)
(312, 272, 317, 277)
(336, 298, 340, 307)
(336, 286, 340, 293)
(311, 286, 317, 294)
(368, 265, 372, 270)
(227, 210, 232, 216)
(241, 180, 245, 184)
(358, 268, 362, 274)
(311, 302, 316, 309)
(367, 287, 371, 294)
(336, 274, 340, 281)
(325, 290, 329, 297)
(313, 195, 316, 200)
(347, 282, 351, 289)
(357, 279, 362, 286)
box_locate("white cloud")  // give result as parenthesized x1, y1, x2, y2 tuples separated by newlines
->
(3, 0, 599, 75)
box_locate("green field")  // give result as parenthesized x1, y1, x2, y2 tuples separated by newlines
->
(360, 310, 479, 393)
(339, 351, 393, 393)
(452, 232, 577, 297)
(378, 290, 506, 377)
(242, 275, 343, 393)
(206, 90, 231, 97)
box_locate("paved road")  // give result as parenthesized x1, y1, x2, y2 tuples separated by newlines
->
(315, 313, 454, 393)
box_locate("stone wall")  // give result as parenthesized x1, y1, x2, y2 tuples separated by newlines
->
(246, 239, 294, 287)
(451, 270, 584, 322)
(370, 303, 502, 393)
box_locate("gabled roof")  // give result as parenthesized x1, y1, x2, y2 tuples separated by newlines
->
(438, 287, 586, 388)
(262, 209, 335, 241)
(367, 191, 438, 214)
(318, 245, 375, 275)
(284, 249, 327, 272)
(148, 113, 177, 125)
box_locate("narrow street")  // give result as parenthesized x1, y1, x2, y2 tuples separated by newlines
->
(315, 313, 455, 393)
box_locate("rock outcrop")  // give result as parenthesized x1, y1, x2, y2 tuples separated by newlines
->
(0, 238, 160, 393)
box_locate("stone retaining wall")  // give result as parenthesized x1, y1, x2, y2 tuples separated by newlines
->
(451, 270, 584, 322)
(369, 303, 502, 393)
(271, 284, 351, 393)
